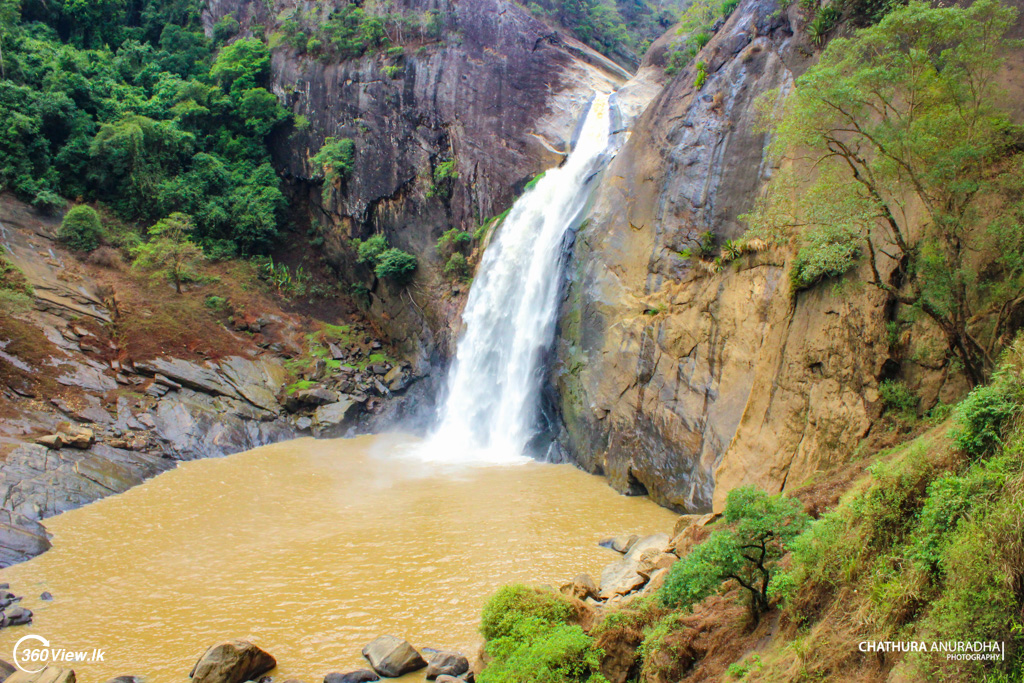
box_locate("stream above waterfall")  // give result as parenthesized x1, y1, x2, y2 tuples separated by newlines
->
(0, 434, 676, 681)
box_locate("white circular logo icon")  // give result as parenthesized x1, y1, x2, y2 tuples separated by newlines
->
(13, 634, 49, 673)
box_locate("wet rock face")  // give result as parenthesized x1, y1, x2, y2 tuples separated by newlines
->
(554, 0, 890, 511)
(204, 0, 627, 364)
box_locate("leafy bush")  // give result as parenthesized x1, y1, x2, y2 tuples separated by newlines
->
(355, 235, 389, 265)
(444, 252, 470, 280)
(721, 0, 741, 16)
(789, 223, 860, 291)
(952, 384, 1017, 457)
(374, 248, 418, 285)
(480, 585, 574, 641)
(878, 379, 919, 418)
(0, 247, 31, 297)
(313, 137, 356, 200)
(428, 159, 459, 199)
(58, 206, 104, 252)
(693, 31, 712, 49)
(694, 61, 708, 89)
(478, 586, 605, 683)
(436, 228, 472, 258)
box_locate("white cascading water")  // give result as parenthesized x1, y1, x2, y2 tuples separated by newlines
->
(417, 92, 613, 464)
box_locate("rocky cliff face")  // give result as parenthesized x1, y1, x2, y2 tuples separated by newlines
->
(552, 0, 963, 512)
(204, 0, 632, 366)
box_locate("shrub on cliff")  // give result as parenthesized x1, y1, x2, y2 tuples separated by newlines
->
(58, 206, 104, 253)
(375, 248, 417, 285)
(660, 487, 809, 622)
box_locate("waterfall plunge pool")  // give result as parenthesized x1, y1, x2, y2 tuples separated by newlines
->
(0, 434, 677, 682)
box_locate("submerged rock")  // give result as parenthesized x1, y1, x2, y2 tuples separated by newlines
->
(361, 636, 427, 677)
(189, 640, 276, 683)
(323, 670, 379, 683)
(425, 651, 469, 679)
(598, 534, 638, 554)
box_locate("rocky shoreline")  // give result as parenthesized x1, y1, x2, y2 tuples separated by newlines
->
(0, 198, 424, 568)
(0, 635, 473, 683)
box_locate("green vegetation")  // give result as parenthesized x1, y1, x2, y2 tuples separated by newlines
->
(806, 5, 841, 45)
(769, 339, 1024, 680)
(312, 137, 356, 201)
(352, 234, 418, 286)
(878, 379, 919, 419)
(131, 212, 205, 293)
(275, 4, 445, 61)
(0, 245, 32, 313)
(661, 487, 809, 622)
(58, 206, 104, 253)
(0, 2, 290, 255)
(444, 252, 471, 280)
(374, 248, 418, 286)
(745, 0, 1024, 385)
(478, 585, 606, 683)
(427, 159, 459, 199)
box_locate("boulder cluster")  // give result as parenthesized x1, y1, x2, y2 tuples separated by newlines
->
(565, 513, 720, 609)
(0, 637, 471, 683)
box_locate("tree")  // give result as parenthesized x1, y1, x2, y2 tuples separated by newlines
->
(748, 0, 1024, 385)
(210, 37, 270, 92)
(0, 0, 20, 79)
(375, 247, 418, 285)
(660, 487, 809, 623)
(132, 212, 204, 293)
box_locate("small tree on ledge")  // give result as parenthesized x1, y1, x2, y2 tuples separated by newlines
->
(660, 487, 810, 623)
(132, 213, 205, 294)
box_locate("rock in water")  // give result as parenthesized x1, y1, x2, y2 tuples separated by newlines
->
(323, 670, 380, 683)
(103, 678, 143, 683)
(0, 659, 15, 680)
(425, 651, 469, 679)
(361, 636, 427, 677)
(4, 667, 76, 683)
(189, 640, 276, 683)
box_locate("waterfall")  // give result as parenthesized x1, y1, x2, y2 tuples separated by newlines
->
(418, 92, 613, 464)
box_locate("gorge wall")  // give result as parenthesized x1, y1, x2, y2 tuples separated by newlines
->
(552, 0, 971, 512)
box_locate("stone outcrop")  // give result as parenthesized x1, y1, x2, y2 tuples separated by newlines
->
(552, 0, 926, 511)
(189, 640, 276, 683)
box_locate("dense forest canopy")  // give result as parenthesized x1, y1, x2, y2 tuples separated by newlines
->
(0, 0, 289, 255)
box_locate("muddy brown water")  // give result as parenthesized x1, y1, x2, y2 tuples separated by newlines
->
(0, 434, 677, 682)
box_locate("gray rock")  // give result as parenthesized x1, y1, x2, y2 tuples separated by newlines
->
(312, 399, 356, 436)
(425, 651, 469, 679)
(39, 592, 52, 601)
(102, 677, 143, 683)
(296, 387, 338, 406)
(563, 573, 598, 600)
(361, 636, 426, 677)
(323, 671, 379, 683)
(2, 605, 32, 626)
(0, 659, 14, 681)
(189, 640, 276, 683)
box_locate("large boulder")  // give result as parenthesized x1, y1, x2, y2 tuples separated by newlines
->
(312, 399, 356, 436)
(0, 660, 15, 681)
(189, 640, 276, 683)
(5, 668, 75, 683)
(562, 573, 599, 600)
(324, 671, 379, 683)
(425, 651, 469, 679)
(361, 636, 427, 677)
